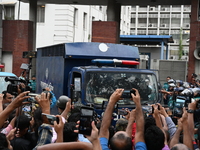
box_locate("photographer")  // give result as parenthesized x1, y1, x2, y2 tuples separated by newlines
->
(0, 91, 30, 129)
(99, 88, 146, 150)
(2, 91, 14, 104)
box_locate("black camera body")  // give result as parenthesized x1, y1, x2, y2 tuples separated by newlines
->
(79, 106, 94, 135)
(5, 76, 26, 96)
(121, 89, 136, 98)
(42, 113, 59, 125)
(118, 109, 128, 115)
(173, 96, 187, 118)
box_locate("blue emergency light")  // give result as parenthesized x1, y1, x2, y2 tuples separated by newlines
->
(91, 59, 139, 65)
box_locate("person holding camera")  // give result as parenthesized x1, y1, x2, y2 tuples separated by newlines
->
(99, 88, 147, 150)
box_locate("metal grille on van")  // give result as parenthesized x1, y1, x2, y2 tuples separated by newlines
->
(41, 45, 64, 57)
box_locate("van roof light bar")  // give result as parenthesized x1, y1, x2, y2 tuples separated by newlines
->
(91, 59, 139, 66)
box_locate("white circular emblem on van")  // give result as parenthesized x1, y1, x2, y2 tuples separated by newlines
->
(99, 43, 108, 52)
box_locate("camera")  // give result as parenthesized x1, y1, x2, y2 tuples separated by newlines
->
(152, 104, 160, 114)
(79, 106, 94, 135)
(173, 96, 187, 118)
(118, 109, 128, 116)
(121, 89, 136, 98)
(42, 90, 53, 99)
(5, 76, 27, 96)
(42, 113, 59, 125)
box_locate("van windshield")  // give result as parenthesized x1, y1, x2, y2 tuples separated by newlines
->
(85, 72, 158, 105)
(0, 76, 9, 93)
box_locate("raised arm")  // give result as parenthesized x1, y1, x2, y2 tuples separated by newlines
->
(0, 91, 30, 128)
(54, 115, 64, 143)
(126, 109, 136, 138)
(36, 142, 93, 150)
(187, 101, 197, 141)
(99, 89, 123, 139)
(152, 104, 168, 145)
(169, 119, 183, 148)
(35, 92, 51, 114)
(131, 88, 145, 144)
(182, 108, 193, 150)
(61, 99, 72, 120)
(86, 121, 101, 150)
(158, 103, 176, 139)
(0, 94, 4, 113)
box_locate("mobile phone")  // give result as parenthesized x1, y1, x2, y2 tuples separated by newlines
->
(121, 89, 136, 98)
(118, 109, 128, 116)
(79, 107, 94, 135)
(42, 113, 59, 125)
(152, 104, 160, 114)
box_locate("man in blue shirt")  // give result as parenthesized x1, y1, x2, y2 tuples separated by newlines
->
(99, 88, 147, 150)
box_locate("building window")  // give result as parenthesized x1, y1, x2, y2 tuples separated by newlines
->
(37, 5, 45, 23)
(3, 5, 15, 20)
(131, 18, 135, 23)
(92, 16, 95, 21)
(99, 6, 102, 11)
(83, 12, 87, 30)
(74, 8, 78, 26)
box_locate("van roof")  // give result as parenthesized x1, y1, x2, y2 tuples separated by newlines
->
(0, 72, 17, 77)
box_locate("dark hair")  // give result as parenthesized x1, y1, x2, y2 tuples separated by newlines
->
(15, 115, 31, 130)
(96, 122, 115, 145)
(167, 76, 171, 79)
(0, 133, 8, 149)
(171, 146, 179, 150)
(144, 116, 156, 131)
(110, 133, 132, 150)
(2, 91, 8, 99)
(33, 107, 43, 137)
(144, 125, 165, 150)
(67, 112, 81, 123)
(63, 122, 78, 142)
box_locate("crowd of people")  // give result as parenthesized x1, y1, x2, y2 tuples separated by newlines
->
(0, 73, 200, 150)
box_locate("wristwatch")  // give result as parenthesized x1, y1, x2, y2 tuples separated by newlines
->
(187, 109, 194, 113)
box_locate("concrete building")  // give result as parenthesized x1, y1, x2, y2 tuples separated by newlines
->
(1, 1, 131, 75)
(130, 5, 191, 60)
(2, 1, 131, 47)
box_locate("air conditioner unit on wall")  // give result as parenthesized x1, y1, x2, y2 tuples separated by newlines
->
(173, 40, 178, 44)
(148, 23, 154, 27)
(161, 24, 167, 27)
(169, 55, 176, 60)
(149, 7, 155, 11)
(181, 56, 188, 61)
(186, 24, 190, 28)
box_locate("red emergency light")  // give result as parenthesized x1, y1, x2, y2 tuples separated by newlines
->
(0, 64, 4, 68)
(92, 59, 140, 65)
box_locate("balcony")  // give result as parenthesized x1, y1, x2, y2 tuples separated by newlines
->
(160, 14, 170, 18)
(171, 14, 181, 18)
(149, 14, 158, 18)
(137, 30, 146, 34)
(138, 14, 147, 18)
(130, 23, 136, 28)
(148, 30, 157, 34)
